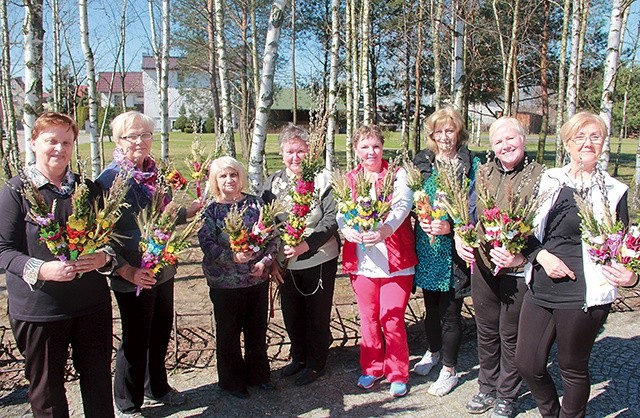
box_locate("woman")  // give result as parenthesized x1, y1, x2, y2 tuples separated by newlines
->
(96, 111, 200, 417)
(516, 112, 638, 418)
(338, 124, 417, 398)
(456, 117, 543, 418)
(262, 124, 340, 386)
(198, 156, 277, 399)
(412, 107, 480, 397)
(0, 113, 115, 417)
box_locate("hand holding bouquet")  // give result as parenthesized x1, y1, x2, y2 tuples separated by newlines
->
(184, 137, 213, 199)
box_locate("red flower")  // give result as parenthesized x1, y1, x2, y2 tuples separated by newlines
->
(292, 203, 311, 217)
(296, 179, 315, 194)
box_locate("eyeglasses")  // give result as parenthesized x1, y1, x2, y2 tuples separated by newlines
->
(121, 132, 153, 142)
(571, 134, 604, 145)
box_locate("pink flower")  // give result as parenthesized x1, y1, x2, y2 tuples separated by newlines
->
(483, 207, 501, 222)
(292, 203, 310, 217)
(296, 179, 315, 194)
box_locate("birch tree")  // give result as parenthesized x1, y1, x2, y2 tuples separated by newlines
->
(206, 0, 221, 138)
(23, 0, 44, 164)
(360, 0, 371, 124)
(431, 0, 443, 109)
(291, 0, 297, 125)
(598, 0, 630, 169)
(78, 0, 100, 177)
(160, 0, 170, 160)
(51, 0, 61, 112)
(214, 0, 236, 157)
(1, 0, 20, 175)
(350, 0, 360, 135)
(554, 0, 571, 167)
(248, 0, 287, 192)
(451, 0, 465, 110)
(325, 0, 340, 170)
(536, 0, 550, 164)
(566, 0, 584, 118)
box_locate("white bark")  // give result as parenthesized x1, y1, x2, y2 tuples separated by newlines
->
(432, 0, 443, 109)
(248, 0, 288, 192)
(566, 0, 581, 118)
(350, 0, 360, 134)
(23, 0, 44, 164)
(554, 0, 571, 167)
(214, 0, 236, 157)
(78, 0, 100, 177)
(291, 0, 297, 125)
(598, 0, 628, 169)
(326, 0, 340, 170)
(345, 0, 354, 168)
(51, 0, 61, 112)
(452, 0, 465, 110)
(360, 0, 370, 124)
(1, 0, 20, 173)
(250, 0, 260, 108)
(160, 0, 170, 160)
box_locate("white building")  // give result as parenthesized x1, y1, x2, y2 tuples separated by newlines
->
(96, 72, 144, 110)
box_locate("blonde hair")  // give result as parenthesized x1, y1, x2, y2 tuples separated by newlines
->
(560, 111, 607, 146)
(489, 117, 526, 143)
(352, 124, 385, 148)
(424, 106, 468, 151)
(111, 111, 155, 140)
(207, 156, 248, 198)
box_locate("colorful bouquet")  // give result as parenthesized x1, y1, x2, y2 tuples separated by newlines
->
(574, 169, 625, 269)
(476, 166, 548, 275)
(435, 159, 479, 269)
(281, 127, 325, 248)
(617, 225, 640, 274)
(23, 171, 130, 262)
(333, 161, 396, 249)
(135, 182, 202, 295)
(404, 160, 448, 243)
(223, 200, 286, 254)
(223, 205, 251, 253)
(184, 137, 213, 199)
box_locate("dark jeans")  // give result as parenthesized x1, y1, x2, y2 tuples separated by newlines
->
(113, 279, 174, 413)
(472, 268, 527, 401)
(281, 258, 338, 371)
(209, 280, 270, 392)
(515, 298, 610, 418)
(11, 307, 113, 418)
(422, 288, 463, 368)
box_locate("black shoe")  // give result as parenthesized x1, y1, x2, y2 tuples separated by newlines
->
(295, 368, 325, 386)
(222, 388, 250, 399)
(280, 361, 305, 378)
(466, 392, 496, 414)
(257, 382, 277, 391)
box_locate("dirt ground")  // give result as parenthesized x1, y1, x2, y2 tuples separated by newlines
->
(0, 242, 638, 417)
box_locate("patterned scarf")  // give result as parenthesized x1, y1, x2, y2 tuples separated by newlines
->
(113, 147, 167, 205)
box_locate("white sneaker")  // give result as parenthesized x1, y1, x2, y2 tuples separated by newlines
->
(428, 368, 459, 396)
(412, 350, 441, 376)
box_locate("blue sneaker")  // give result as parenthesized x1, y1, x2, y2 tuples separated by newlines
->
(390, 382, 408, 397)
(357, 374, 384, 389)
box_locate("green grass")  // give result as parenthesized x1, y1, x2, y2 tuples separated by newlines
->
(20, 131, 640, 190)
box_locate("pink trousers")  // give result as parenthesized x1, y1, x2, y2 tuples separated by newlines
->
(350, 274, 413, 383)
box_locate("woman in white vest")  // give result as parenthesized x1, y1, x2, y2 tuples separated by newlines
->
(516, 111, 638, 418)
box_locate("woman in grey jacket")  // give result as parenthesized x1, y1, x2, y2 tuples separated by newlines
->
(262, 124, 340, 386)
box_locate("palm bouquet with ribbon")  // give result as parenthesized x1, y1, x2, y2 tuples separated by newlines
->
(223, 199, 287, 254)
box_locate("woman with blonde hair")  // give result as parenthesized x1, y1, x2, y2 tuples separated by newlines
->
(198, 156, 278, 399)
(412, 107, 480, 397)
(516, 112, 637, 417)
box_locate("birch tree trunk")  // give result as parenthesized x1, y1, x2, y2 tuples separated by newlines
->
(78, 0, 100, 177)
(291, 0, 297, 125)
(566, 0, 581, 118)
(23, 0, 44, 164)
(451, 0, 465, 110)
(598, 0, 628, 169)
(614, 20, 637, 179)
(159, 0, 170, 160)
(250, 0, 260, 108)
(248, 0, 288, 192)
(326, 0, 340, 170)
(119, 0, 128, 112)
(411, 0, 425, 155)
(207, 0, 221, 138)
(360, 0, 371, 124)
(401, 1, 411, 154)
(537, 0, 550, 164)
(1, 0, 19, 175)
(345, 0, 354, 168)
(554, 0, 571, 167)
(431, 0, 443, 109)
(575, 0, 589, 105)
(350, 0, 360, 134)
(214, 0, 236, 157)
(505, 0, 520, 115)
(51, 0, 61, 112)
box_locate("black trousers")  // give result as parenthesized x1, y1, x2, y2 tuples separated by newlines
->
(422, 288, 463, 368)
(10, 306, 113, 418)
(471, 268, 527, 402)
(113, 279, 174, 413)
(209, 280, 270, 392)
(515, 298, 610, 418)
(281, 258, 338, 371)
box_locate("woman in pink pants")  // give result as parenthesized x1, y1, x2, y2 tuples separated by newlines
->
(338, 125, 418, 398)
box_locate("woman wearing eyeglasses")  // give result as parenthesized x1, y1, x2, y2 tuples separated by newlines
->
(516, 112, 638, 418)
(96, 111, 201, 417)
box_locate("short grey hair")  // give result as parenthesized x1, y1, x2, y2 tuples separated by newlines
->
(111, 111, 155, 140)
(278, 123, 309, 150)
(489, 117, 526, 143)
